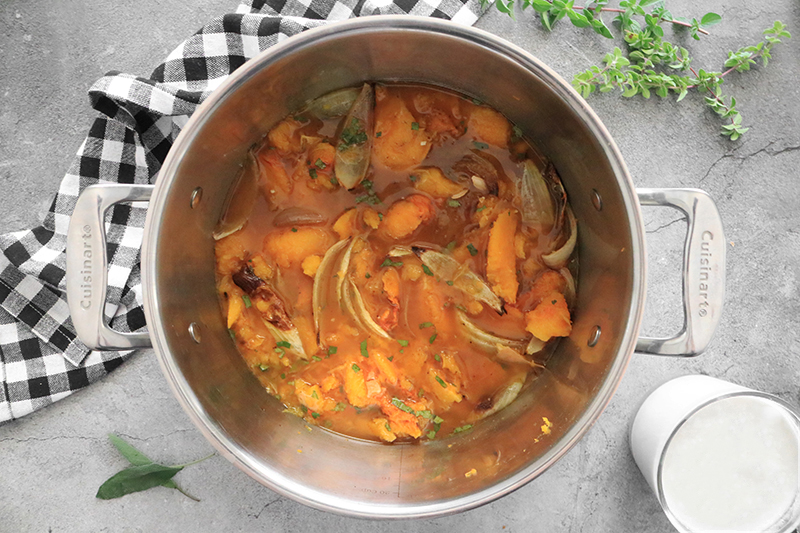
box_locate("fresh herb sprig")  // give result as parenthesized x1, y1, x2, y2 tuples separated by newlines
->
(96, 434, 213, 501)
(487, 0, 791, 140)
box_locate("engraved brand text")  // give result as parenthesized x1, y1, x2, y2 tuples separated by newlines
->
(81, 225, 92, 309)
(698, 231, 713, 317)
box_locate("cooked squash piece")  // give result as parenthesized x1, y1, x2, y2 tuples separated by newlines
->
(215, 234, 247, 276)
(525, 292, 572, 341)
(379, 195, 436, 240)
(333, 208, 359, 240)
(487, 209, 520, 304)
(371, 417, 397, 442)
(518, 270, 567, 312)
(362, 208, 381, 229)
(381, 400, 422, 439)
(373, 88, 430, 170)
(426, 367, 463, 407)
(268, 118, 304, 154)
(344, 362, 370, 408)
(257, 148, 292, 207)
(263, 227, 333, 268)
(468, 106, 511, 148)
(295, 380, 334, 413)
(413, 167, 466, 198)
(301, 255, 322, 278)
(227, 290, 244, 328)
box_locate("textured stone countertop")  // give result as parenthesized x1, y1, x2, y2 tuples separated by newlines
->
(1, 1, 799, 531)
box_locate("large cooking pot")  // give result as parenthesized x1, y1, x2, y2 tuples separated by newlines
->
(65, 16, 725, 518)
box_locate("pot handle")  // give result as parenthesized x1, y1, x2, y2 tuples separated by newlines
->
(66, 184, 154, 350)
(635, 188, 726, 356)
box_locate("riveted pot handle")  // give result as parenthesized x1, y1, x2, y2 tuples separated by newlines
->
(66, 184, 154, 350)
(635, 188, 726, 356)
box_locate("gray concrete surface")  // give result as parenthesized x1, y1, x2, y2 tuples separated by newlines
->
(1, 0, 799, 531)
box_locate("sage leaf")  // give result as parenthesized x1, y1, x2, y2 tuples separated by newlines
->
(96, 463, 183, 500)
(106, 433, 200, 501)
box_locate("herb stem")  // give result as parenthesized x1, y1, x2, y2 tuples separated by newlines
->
(172, 452, 216, 469)
(573, 5, 710, 35)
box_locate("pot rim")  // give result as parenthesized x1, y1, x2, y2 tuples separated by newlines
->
(141, 15, 647, 519)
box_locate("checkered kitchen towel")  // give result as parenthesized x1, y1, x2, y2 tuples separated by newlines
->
(0, 0, 485, 423)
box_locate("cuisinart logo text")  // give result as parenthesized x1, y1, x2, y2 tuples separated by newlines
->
(698, 230, 713, 317)
(80, 224, 93, 309)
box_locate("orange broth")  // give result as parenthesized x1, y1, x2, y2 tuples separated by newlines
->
(214, 83, 575, 442)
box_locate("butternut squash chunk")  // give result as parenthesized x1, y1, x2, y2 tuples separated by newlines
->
(525, 292, 572, 341)
(372, 88, 430, 170)
(379, 195, 436, 240)
(487, 209, 520, 304)
(263, 227, 333, 268)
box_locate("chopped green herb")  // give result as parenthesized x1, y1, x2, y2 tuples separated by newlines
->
(409, 175, 418, 182)
(334, 402, 346, 412)
(511, 125, 523, 143)
(242, 294, 252, 308)
(385, 423, 392, 431)
(411, 122, 420, 131)
(288, 380, 295, 386)
(388, 356, 394, 362)
(472, 141, 489, 150)
(378, 213, 383, 221)
(314, 158, 326, 169)
(355, 194, 381, 205)
(391, 398, 416, 415)
(446, 280, 454, 286)
(311, 390, 319, 399)
(365, 273, 371, 279)
(301, 405, 308, 414)
(455, 304, 468, 312)
(435, 375, 447, 388)
(447, 199, 461, 208)
(376, 131, 382, 137)
(433, 415, 444, 424)
(445, 240, 457, 252)
(274, 347, 285, 356)
(427, 430, 437, 440)
(422, 265, 434, 276)
(351, 364, 360, 372)
(311, 412, 321, 419)
(476, 205, 487, 212)
(467, 243, 478, 256)
(291, 227, 298, 232)
(330, 177, 338, 186)
(228, 329, 236, 341)
(380, 258, 404, 268)
(452, 424, 473, 435)
(328, 346, 338, 355)
(434, 354, 441, 362)
(397, 339, 409, 347)
(361, 179, 373, 190)
(360, 340, 369, 358)
(308, 168, 318, 179)
(429, 333, 438, 344)
(419, 322, 434, 329)
(418, 410, 433, 419)
(312, 355, 322, 362)
(471, 98, 482, 106)
(276, 341, 291, 348)
(280, 373, 286, 379)
(418, 389, 425, 398)
(340, 117, 368, 148)
(258, 364, 269, 372)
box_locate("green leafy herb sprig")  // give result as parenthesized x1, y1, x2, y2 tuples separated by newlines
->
(486, 0, 791, 140)
(96, 433, 214, 501)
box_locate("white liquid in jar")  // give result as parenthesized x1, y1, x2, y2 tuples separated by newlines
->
(661, 396, 800, 532)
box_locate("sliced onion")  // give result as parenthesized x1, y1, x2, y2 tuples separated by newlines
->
(335, 83, 374, 190)
(477, 380, 524, 419)
(559, 266, 577, 308)
(417, 249, 504, 314)
(456, 310, 527, 353)
(388, 245, 414, 257)
(273, 206, 327, 228)
(213, 151, 260, 240)
(519, 160, 555, 227)
(496, 345, 541, 367)
(303, 87, 361, 119)
(526, 336, 546, 355)
(346, 278, 391, 339)
(543, 206, 577, 269)
(312, 239, 350, 341)
(263, 320, 307, 360)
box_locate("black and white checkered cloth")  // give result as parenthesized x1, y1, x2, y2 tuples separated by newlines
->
(0, 0, 485, 423)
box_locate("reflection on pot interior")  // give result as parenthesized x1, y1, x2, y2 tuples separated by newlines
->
(213, 83, 578, 442)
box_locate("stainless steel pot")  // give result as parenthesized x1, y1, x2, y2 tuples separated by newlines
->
(65, 16, 726, 518)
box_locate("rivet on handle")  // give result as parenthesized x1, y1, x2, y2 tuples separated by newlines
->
(188, 322, 202, 343)
(190, 187, 203, 209)
(591, 189, 603, 211)
(588, 325, 601, 347)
